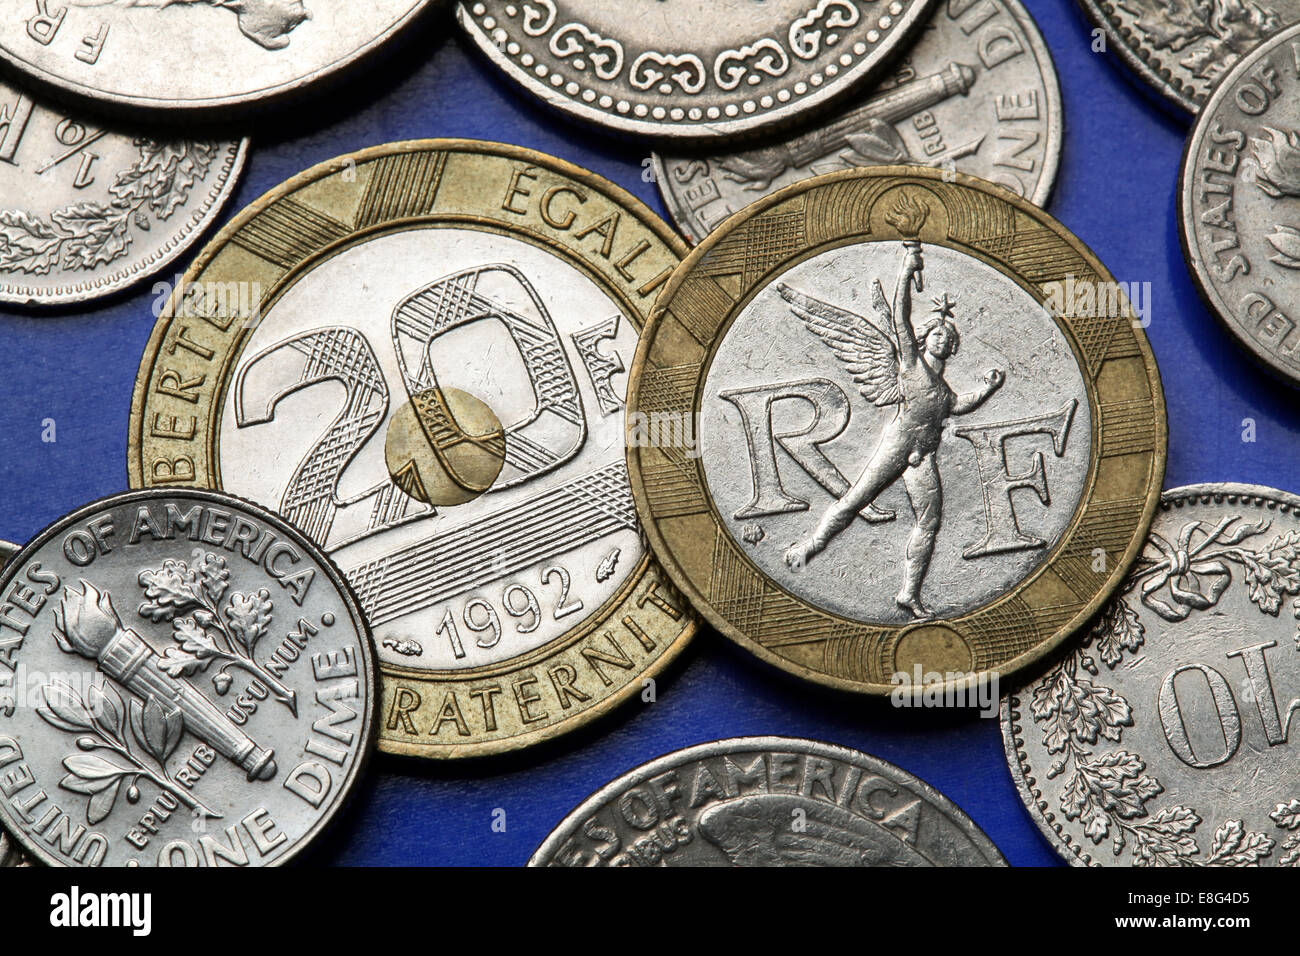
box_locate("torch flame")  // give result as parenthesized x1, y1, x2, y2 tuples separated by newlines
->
(885, 191, 931, 239)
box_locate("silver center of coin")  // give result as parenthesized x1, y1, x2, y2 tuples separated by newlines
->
(219, 228, 643, 672)
(699, 241, 1091, 623)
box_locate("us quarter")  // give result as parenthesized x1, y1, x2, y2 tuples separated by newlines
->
(1078, 0, 1299, 114)
(655, 0, 1062, 243)
(0, 78, 246, 307)
(129, 141, 697, 759)
(1180, 21, 1300, 387)
(0, 0, 435, 114)
(456, 0, 937, 140)
(1004, 484, 1300, 866)
(530, 736, 1007, 866)
(629, 166, 1166, 696)
(0, 489, 377, 867)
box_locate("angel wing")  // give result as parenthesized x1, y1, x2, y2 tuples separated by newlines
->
(778, 282, 901, 407)
(698, 794, 931, 867)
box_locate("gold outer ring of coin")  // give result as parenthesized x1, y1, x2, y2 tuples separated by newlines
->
(626, 165, 1167, 697)
(127, 139, 697, 759)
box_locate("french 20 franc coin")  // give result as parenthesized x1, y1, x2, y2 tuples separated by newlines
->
(0, 77, 246, 307)
(1180, 21, 1300, 387)
(628, 166, 1166, 696)
(0, 489, 377, 867)
(530, 736, 1007, 866)
(655, 0, 1062, 243)
(1078, 0, 1298, 114)
(129, 140, 697, 759)
(1004, 484, 1300, 867)
(0, 0, 434, 114)
(456, 0, 937, 140)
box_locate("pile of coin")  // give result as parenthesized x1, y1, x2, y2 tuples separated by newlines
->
(0, 0, 1292, 868)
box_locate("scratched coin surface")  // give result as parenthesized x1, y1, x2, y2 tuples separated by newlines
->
(1180, 22, 1300, 387)
(629, 166, 1165, 696)
(1004, 484, 1300, 867)
(0, 77, 246, 306)
(129, 140, 697, 759)
(0, 0, 434, 113)
(655, 0, 1061, 243)
(456, 0, 937, 140)
(0, 490, 376, 867)
(530, 736, 1006, 866)
(1078, 0, 1299, 114)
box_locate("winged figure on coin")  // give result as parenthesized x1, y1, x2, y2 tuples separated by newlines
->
(69, 0, 310, 50)
(781, 216, 1005, 620)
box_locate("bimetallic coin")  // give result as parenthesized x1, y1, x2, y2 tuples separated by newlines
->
(1078, 0, 1298, 114)
(656, 0, 1062, 243)
(456, 0, 938, 140)
(629, 166, 1166, 696)
(530, 736, 1007, 866)
(0, 0, 434, 114)
(0, 490, 376, 867)
(1004, 484, 1300, 866)
(1180, 22, 1300, 387)
(0, 79, 246, 307)
(129, 141, 697, 759)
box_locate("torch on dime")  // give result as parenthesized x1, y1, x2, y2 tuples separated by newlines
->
(655, 0, 1062, 243)
(0, 490, 377, 867)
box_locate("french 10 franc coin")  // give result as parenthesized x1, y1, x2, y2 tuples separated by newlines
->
(0, 0, 434, 114)
(1004, 484, 1300, 867)
(456, 0, 938, 140)
(530, 736, 1007, 866)
(655, 0, 1062, 243)
(1078, 0, 1299, 114)
(1180, 21, 1300, 386)
(629, 166, 1166, 696)
(0, 78, 246, 307)
(0, 489, 377, 867)
(129, 140, 697, 759)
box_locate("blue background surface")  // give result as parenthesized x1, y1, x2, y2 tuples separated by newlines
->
(0, 0, 1289, 867)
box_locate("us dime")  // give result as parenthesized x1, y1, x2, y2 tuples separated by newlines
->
(0, 78, 246, 307)
(1078, 0, 1299, 114)
(1003, 484, 1300, 867)
(129, 141, 697, 759)
(531, 736, 1006, 866)
(0, 0, 434, 114)
(456, 0, 937, 140)
(629, 166, 1166, 696)
(655, 0, 1061, 243)
(0, 490, 376, 867)
(1180, 22, 1300, 387)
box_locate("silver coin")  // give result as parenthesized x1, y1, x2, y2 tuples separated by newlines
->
(0, 78, 246, 307)
(530, 736, 1007, 866)
(1078, 0, 1299, 114)
(655, 0, 1062, 242)
(0, 542, 28, 866)
(456, 0, 938, 140)
(0, 0, 433, 113)
(0, 490, 376, 867)
(1180, 21, 1300, 386)
(1003, 483, 1300, 867)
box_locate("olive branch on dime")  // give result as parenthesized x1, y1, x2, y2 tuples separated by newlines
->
(37, 679, 220, 824)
